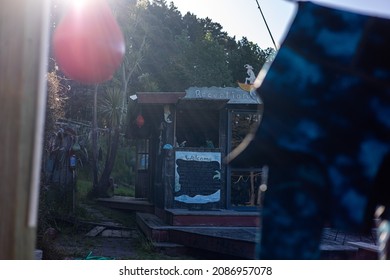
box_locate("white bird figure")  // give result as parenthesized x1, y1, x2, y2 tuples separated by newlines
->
(244, 64, 256, 84)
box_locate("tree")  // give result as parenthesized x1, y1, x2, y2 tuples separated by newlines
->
(133, 1, 274, 90)
(174, 30, 233, 87)
(89, 0, 148, 197)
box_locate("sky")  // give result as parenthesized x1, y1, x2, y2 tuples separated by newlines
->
(169, 0, 390, 49)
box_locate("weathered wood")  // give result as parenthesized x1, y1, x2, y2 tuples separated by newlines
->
(85, 226, 107, 237)
(348, 241, 379, 252)
(0, 0, 50, 259)
(97, 196, 154, 213)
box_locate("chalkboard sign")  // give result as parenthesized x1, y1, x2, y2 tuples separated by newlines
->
(175, 151, 221, 204)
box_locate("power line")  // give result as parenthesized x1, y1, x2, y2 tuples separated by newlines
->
(254, 0, 278, 50)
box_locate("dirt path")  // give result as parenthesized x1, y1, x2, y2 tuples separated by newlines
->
(38, 203, 160, 260)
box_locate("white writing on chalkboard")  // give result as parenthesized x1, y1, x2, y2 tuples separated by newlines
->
(184, 154, 213, 162)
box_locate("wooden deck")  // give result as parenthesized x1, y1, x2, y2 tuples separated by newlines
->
(164, 208, 260, 227)
(97, 197, 379, 259)
(136, 212, 378, 259)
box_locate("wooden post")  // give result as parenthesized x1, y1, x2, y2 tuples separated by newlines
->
(0, 0, 50, 259)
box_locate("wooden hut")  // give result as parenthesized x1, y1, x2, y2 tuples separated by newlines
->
(128, 86, 264, 227)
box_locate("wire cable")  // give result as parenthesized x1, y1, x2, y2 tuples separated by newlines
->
(254, 0, 278, 50)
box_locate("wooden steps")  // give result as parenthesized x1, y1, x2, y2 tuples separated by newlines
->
(136, 212, 259, 259)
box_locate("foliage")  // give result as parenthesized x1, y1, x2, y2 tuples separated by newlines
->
(114, 185, 135, 197)
(126, 0, 275, 92)
(111, 141, 136, 188)
(100, 87, 123, 128)
(44, 70, 69, 148)
(39, 69, 71, 237)
(44, 0, 275, 199)
(76, 179, 93, 202)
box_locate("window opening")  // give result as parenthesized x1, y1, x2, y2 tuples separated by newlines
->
(176, 108, 219, 148)
(137, 139, 149, 170)
(229, 111, 262, 208)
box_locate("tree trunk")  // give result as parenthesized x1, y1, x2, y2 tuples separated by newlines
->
(90, 37, 147, 198)
(92, 64, 128, 197)
(96, 127, 120, 197)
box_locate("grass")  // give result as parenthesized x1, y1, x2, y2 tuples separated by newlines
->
(76, 177, 135, 197)
(76, 179, 92, 202)
(114, 184, 135, 197)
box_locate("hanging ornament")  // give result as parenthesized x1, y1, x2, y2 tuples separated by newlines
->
(136, 114, 145, 128)
(53, 0, 125, 84)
